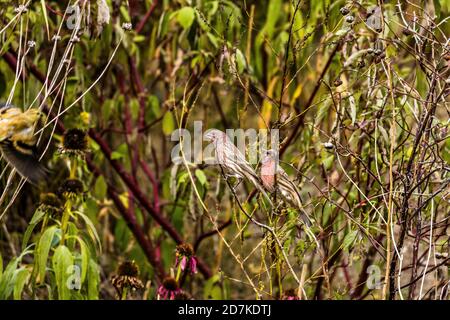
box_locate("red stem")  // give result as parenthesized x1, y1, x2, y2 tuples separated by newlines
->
(135, 0, 158, 34)
(2, 49, 213, 279)
(88, 129, 212, 278)
(140, 159, 160, 213)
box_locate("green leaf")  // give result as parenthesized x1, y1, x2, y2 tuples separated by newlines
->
(172, 205, 184, 233)
(37, 226, 59, 284)
(161, 241, 175, 269)
(52, 245, 74, 300)
(102, 99, 115, 122)
(203, 274, 221, 299)
(176, 7, 195, 29)
(94, 175, 107, 200)
(177, 171, 189, 187)
(148, 95, 161, 118)
(40, 0, 50, 39)
(119, 5, 131, 21)
(322, 154, 334, 170)
(234, 49, 247, 74)
(206, 32, 219, 48)
(80, 240, 89, 285)
(13, 268, 30, 300)
(111, 143, 128, 160)
(442, 139, 450, 163)
(206, 0, 219, 15)
(22, 209, 47, 251)
(114, 219, 131, 251)
(158, 11, 169, 38)
(74, 211, 102, 251)
(162, 111, 175, 135)
(70, 236, 90, 285)
(196, 10, 211, 32)
(378, 124, 389, 145)
(0, 257, 19, 299)
(342, 230, 358, 250)
(130, 98, 140, 121)
(195, 169, 208, 186)
(87, 259, 100, 300)
(254, 0, 282, 76)
(133, 35, 147, 43)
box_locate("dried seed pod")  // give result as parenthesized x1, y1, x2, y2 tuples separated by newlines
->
(340, 7, 350, 16)
(345, 15, 355, 23)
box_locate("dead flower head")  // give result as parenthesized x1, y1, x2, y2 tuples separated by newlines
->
(111, 260, 144, 297)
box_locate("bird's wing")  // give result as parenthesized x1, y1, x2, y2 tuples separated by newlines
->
(276, 166, 311, 225)
(0, 140, 47, 185)
(276, 166, 300, 198)
(228, 144, 273, 205)
(276, 165, 290, 179)
(228, 143, 251, 165)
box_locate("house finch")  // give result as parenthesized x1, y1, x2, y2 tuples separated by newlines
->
(0, 103, 47, 184)
(204, 129, 271, 205)
(260, 149, 311, 225)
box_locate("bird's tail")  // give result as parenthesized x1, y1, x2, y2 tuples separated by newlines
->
(280, 178, 311, 226)
(292, 190, 312, 226)
(298, 207, 312, 227)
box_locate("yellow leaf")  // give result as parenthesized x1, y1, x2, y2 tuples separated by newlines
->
(258, 77, 279, 129)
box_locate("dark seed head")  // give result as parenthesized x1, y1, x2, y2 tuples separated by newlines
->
(63, 129, 88, 152)
(117, 260, 139, 277)
(345, 15, 355, 23)
(59, 178, 84, 197)
(40, 192, 62, 208)
(111, 260, 144, 295)
(39, 193, 63, 215)
(340, 7, 350, 16)
(176, 243, 195, 258)
(162, 277, 179, 291)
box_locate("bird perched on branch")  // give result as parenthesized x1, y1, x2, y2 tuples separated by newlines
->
(204, 129, 272, 205)
(0, 103, 47, 184)
(260, 149, 311, 225)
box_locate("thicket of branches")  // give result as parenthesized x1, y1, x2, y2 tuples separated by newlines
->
(0, 0, 449, 300)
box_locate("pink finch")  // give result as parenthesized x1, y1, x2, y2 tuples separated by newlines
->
(260, 149, 311, 225)
(204, 129, 271, 205)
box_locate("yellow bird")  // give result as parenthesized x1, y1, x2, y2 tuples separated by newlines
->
(0, 103, 47, 184)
